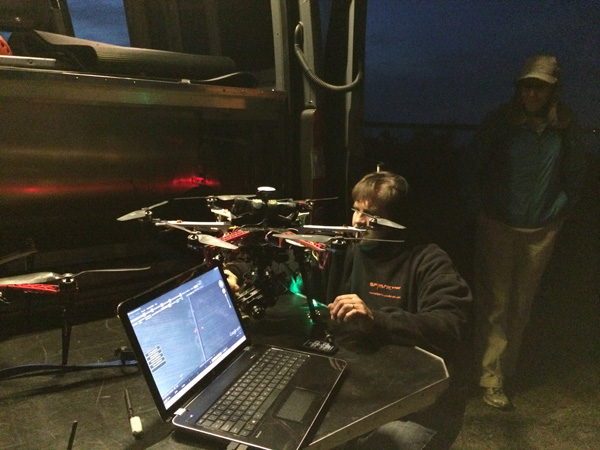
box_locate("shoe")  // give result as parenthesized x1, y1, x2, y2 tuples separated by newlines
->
(483, 387, 514, 410)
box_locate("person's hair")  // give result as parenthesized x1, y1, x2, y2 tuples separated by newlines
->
(351, 171, 409, 221)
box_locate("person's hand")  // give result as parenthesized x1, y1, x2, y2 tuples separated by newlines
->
(224, 269, 240, 293)
(328, 294, 374, 332)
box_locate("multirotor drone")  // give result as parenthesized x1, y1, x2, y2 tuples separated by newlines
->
(116, 186, 405, 320)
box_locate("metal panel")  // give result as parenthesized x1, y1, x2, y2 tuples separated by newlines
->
(0, 67, 286, 120)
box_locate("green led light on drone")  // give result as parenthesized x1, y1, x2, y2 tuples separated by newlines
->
(288, 273, 304, 295)
(288, 274, 326, 311)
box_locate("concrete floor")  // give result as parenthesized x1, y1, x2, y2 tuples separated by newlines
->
(2, 158, 598, 449)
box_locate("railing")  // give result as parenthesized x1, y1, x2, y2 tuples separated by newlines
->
(364, 121, 599, 157)
(365, 121, 598, 135)
(365, 121, 478, 132)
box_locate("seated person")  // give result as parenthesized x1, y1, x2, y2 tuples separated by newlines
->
(226, 171, 473, 449)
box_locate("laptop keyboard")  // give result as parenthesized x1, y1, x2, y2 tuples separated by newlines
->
(196, 349, 308, 436)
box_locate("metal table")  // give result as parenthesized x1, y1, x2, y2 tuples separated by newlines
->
(0, 294, 448, 449)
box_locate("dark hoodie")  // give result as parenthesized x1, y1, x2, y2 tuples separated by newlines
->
(325, 238, 472, 447)
(326, 239, 472, 368)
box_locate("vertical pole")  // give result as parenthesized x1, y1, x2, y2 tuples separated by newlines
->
(59, 275, 78, 366)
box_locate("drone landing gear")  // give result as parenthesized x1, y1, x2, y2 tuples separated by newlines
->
(0, 273, 141, 379)
(60, 275, 77, 366)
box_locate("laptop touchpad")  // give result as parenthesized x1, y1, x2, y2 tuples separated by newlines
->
(276, 388, 316, 423)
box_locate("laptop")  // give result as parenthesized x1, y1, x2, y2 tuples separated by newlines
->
(117, 264, 346, 450)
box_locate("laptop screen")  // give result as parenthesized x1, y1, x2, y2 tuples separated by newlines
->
(124, 266, 247, 411)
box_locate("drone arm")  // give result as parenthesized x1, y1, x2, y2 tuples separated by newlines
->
(0, 283, 60, 294)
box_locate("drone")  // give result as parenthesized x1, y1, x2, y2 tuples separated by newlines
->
(115, 187, 405, 321)
(116, 185, 340, 263)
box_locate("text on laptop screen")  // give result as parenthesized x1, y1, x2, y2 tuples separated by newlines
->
(127, 266, 246, 410)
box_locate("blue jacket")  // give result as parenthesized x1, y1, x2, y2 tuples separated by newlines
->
(461, 102, 587, 228)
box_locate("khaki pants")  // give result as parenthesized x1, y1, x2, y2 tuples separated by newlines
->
(473, 213, 562, 388)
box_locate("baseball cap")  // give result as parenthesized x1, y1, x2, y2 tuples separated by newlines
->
(516, 55, 559, 84)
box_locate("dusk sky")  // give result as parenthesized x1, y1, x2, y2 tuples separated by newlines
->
(364, 1, 599, 127)
(64, 1, 599, 128)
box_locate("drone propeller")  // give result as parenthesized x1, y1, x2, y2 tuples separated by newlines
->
(211, 207, 235, 221)
(154, 220, 231, 232)
(0, 267, 151, 286)
(160, 222, 238, 249)
(350, 208, 406, 230)
(176, 187, 277, 203)
(302, 196, 338, 207)
(174, 194, 256, 202)
(273, 233, 404, 245)
(371, 217, 406, 230)
(301, 224, 363, 234)
(117, 201, 168, 221)
(274, 233, 335, 244)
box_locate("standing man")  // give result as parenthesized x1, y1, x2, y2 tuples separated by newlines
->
(461, 55, 587, 410)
